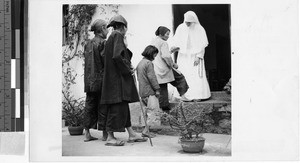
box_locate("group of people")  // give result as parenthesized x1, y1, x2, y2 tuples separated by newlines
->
(83, 11, 211, 146)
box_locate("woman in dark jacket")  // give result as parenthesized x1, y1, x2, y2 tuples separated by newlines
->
(100, 15, 147, 146)
(83, 19, 108, 142)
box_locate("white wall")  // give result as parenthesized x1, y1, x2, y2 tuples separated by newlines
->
(119, 4, 173, 66)
(72, 4, 173, 99)
(91, 4, 173, 67)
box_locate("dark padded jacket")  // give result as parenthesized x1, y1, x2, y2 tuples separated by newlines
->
(84, 35, 106, 92)
(101, 31, 139, 104)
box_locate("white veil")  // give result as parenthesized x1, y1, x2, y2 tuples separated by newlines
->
(172, 11, 208, 55)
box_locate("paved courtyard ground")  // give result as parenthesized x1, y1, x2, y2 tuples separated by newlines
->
(62, 127, 231, 157)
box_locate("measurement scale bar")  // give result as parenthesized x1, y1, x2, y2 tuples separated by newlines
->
(0, 0, 24, 132)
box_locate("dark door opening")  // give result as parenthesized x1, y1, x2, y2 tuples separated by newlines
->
(172, 4, 231, 91)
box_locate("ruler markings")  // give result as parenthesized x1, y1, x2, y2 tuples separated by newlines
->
(0, 103, 3, 112)
(0, 1, 4, 8)
(0, 2, 3, 130)
(0, 0, 23, 132)
(4, 0, 10, 13)
(1, 0, 12, 132)
(0, 77, 3, 89)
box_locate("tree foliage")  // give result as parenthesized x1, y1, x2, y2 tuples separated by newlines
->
(161, 102, 214, 140)
(63, 4, 98, 64)
(62, 5, 97, 126)
(62, 4, 120, 126)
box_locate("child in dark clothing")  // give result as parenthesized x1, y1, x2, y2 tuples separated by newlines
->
(136, 45, 160, 138)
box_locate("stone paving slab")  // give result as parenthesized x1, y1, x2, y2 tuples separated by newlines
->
(62, 128, 231, 157)
(130, 91, 231, 126)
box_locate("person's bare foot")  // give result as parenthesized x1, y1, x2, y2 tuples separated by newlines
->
(141, 132, 156, 138)
(84, 130, 98, 142)
(180, 95, 192, 102)
(128, 133, 148, 143)
(142, 127, 156, 138)
(101, 131, 108, 141)
(105, 138, 125, 146)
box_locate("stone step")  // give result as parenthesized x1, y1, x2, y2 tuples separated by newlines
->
(129, 91, 231, 135)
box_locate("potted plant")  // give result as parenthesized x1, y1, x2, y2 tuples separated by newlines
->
(161, 102, 213, 153)
(62, 90, 85, 135)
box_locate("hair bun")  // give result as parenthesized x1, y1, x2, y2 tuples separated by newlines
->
(90, 19, 106, 32)
(155, 26, 169, 36)
(155, 27, 160, 36)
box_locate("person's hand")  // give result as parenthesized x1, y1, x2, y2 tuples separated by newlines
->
(155, 91, 160, 98)
(194, 57, 201, 66)
(170, 46, 180, 53)
(173, 63, 178, 69)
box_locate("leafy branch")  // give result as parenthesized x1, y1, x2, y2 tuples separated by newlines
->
(161, 102, 214, 139)
(62, 4, 120, 127)
(63, 4, 98, 64)
(62, 90, 85, 127)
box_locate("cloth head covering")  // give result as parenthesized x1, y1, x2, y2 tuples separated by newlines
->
(107, 14, 128, 28)
(155, 26, 170, 36)
(90, 19, 107, 32)
(172, 11, 208, 54)
(184, 11, 199, 23)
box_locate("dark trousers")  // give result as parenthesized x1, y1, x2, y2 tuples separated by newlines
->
(84, 92, 102, 130)
(98, 101, 131, 132)
(159, 69, 189, 109)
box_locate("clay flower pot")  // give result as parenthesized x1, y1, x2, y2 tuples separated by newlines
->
(68, 126, 84, 135)
(180, 137, 205, 153)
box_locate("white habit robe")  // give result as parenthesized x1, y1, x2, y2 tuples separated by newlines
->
(172, 11, 211, 100)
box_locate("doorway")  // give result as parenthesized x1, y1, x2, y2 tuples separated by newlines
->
(172, 4, 231, 91)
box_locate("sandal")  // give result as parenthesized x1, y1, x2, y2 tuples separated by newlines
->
(105, 140, 125, 146)
(84, 137, 98, 142)
(142, 132, 156, 138)
(127, 137, 148, 143)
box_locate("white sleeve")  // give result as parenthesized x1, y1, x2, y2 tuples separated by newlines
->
(196, 48, 205, 59)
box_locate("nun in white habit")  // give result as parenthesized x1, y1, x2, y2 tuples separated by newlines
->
(171, 11, 211, 100)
